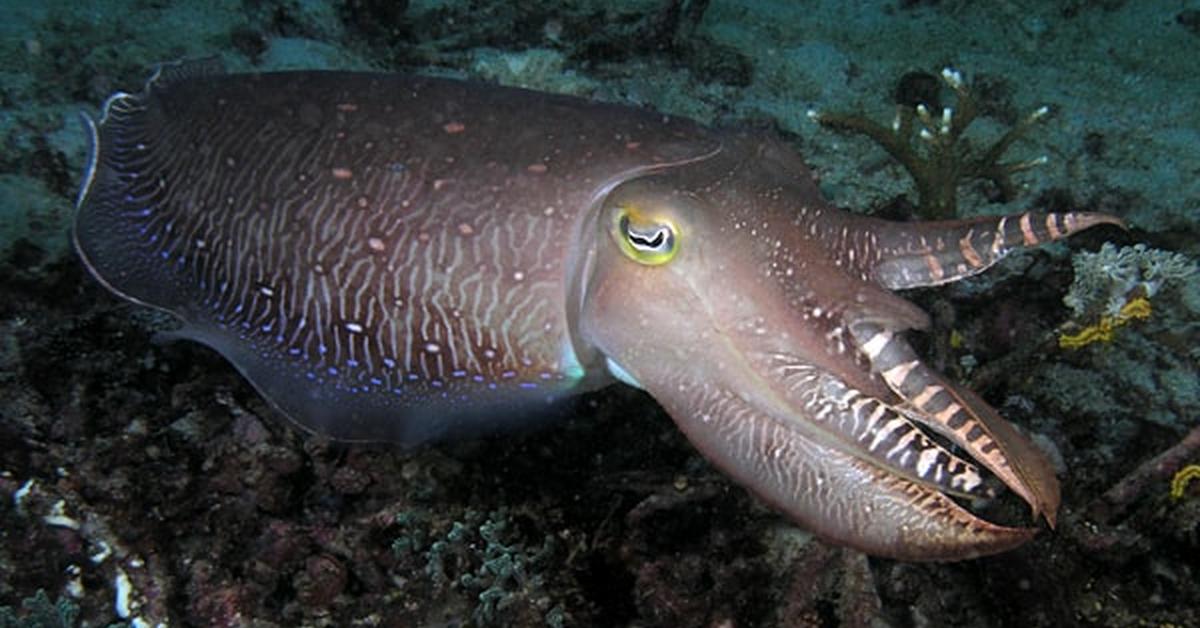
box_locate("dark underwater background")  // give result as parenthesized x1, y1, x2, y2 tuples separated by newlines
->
(1, 1, 1198, 626)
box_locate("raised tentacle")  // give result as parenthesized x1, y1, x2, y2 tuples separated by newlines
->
(849, 211, 1125, 290)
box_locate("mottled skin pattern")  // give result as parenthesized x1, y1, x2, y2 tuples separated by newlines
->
(75, 62, 1121, 561)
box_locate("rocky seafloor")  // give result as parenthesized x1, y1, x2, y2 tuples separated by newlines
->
(1, 1, 1198, 626)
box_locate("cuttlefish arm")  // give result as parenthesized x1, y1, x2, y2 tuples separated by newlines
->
(839, 210, 1124, 526)
(578, 154, 1121, 560)
(849, 210, 1126, 290)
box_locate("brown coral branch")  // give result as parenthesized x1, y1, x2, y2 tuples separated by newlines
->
(811, 67, 1050, 220)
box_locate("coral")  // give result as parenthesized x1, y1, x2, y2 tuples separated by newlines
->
(0, 590, 80, 628)
(1025, 247, 1197, 442)
(1058, 295, 1152, 349)
(1063, 243, 1199, 323)
(1060, 242, 1199, 358)
(809, 67, 1051, 219)
(392, 507, 564, 626)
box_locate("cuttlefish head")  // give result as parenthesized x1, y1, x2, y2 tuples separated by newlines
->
(576, 163, 1118, 561)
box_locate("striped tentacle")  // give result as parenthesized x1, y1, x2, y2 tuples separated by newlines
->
(782, 364, 994, 499)
(872, 211, 1125, 290)
(848, 320, 1060, 525)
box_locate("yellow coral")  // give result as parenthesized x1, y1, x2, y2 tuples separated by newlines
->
(1058, 296, 1152, 349)
(1118, 295, 1152, 321)
(1170, 464, 1200, 501)
(1058, 318, 1116, 349)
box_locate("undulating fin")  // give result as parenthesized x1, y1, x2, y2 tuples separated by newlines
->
(866, 211, 1125, 290)
(75, 61, 228, 312)
(87, 57, 225, 140)
(848, 320, 1060, 525)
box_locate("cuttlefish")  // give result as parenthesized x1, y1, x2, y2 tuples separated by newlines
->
(75, 60, 1120, 561)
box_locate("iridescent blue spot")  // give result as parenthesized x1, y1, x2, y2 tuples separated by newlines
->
(383, 357, 396, 369)
(407, 373, 419, 381)
(288, 347, 302, 355)
(451, 369, 466, 378)
(501, 370, 516, 379)
(318, 344, 328, 355)
(539, 372, 552, 380)
(147, 234, 158, 243)
(519, 382, 537, 389)
(487, 382, 498, 390)
(347, 359, 359, 368)
(393, 388, 404, 395)
(234, 304, 243, 314)
(369, 377, 383, 386)
(136, 207, 152, 216)
(472, 374, 485, 383)
(275, 334, 285, 343)
(261, 324, 272, 332)
(430, 379, 443, 388)
(159, 250, 170, 259)
(306, 371, 316, 380)
(327, 366, 339, 376)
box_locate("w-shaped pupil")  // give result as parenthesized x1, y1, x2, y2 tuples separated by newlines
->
(631, 229, 664, 249)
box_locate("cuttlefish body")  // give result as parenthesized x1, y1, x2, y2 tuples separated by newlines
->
(75, 61, 1120, 560)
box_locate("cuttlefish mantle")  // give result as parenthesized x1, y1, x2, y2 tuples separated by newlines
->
(75, 60, 1123, 561)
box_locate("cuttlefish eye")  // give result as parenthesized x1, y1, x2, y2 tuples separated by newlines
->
(611, 206, 679, 265)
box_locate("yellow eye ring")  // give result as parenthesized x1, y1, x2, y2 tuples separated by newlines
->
(611, 208, 679, 265)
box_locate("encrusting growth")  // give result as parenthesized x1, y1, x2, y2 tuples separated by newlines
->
(1057, 294, 1152, 349)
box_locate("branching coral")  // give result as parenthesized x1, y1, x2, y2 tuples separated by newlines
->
(809, 67, 1050, 219)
